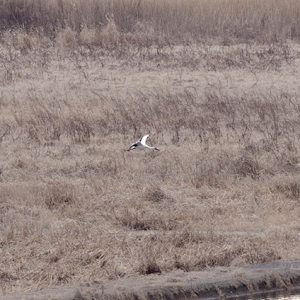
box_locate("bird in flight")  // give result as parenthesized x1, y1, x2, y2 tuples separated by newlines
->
(125, 134, 160, 151)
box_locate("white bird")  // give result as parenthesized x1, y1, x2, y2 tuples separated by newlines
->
(125, 134, 160, 151)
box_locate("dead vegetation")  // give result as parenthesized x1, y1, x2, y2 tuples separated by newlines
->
(1, 0, 300, 43)
(1, 0, 300, 295)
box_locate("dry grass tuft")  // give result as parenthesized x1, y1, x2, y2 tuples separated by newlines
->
(44, 182, 77, 209)
(102, 13, 120, 42)
(143, 185, 169, 203)
(274, 176, 300, 200)
(115, 206, 176, 231)
(79, 25, 98, 47)
(56, 27, 77, 49)
(234, 155, 261, 179)
(137, 247, 162, 275)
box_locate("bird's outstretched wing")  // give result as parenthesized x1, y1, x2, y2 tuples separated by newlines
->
(125, 143, 137, 151)
(140, 134, 149, 145)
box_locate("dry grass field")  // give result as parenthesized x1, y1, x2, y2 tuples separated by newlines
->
(2, 0, 300, 295)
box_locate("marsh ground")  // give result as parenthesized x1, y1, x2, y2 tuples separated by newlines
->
(1, 0, 300, 296)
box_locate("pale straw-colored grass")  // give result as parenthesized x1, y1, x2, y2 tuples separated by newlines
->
(1, 0, 300, 294)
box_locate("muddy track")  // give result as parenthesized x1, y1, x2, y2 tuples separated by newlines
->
(3, 261, 300, 300)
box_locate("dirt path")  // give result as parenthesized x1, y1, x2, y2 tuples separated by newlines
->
(3, 261, 300, 300)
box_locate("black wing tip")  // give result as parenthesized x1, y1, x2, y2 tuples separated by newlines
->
(125, 144, 136, 151)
